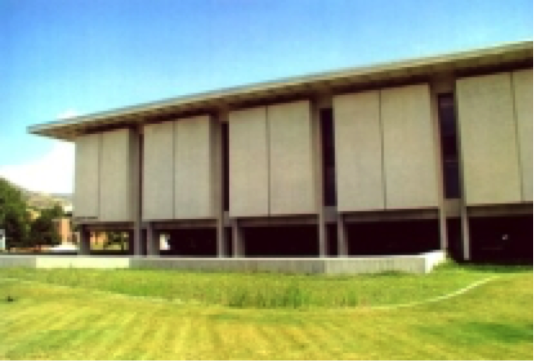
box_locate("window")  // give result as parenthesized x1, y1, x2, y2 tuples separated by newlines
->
(437, 94, 461, 198)
(222, 123, 229, 211)
(320, 108, 337, 206)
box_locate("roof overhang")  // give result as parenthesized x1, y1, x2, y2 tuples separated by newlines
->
(28, 40, 533, 141)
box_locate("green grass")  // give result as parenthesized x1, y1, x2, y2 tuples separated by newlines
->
(0, 262, 523, 309)
(0, 263, 532, 359)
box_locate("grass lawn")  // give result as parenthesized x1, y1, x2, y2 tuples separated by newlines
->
(0, 263, 531, 360)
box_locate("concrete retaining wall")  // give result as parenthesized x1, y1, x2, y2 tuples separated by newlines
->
(35, 257, 130, 269)
(0, 251, 445, 274)
(325, 256, 426, 274)
(131, 258, 327, 274)
(0, 255, 36, 268)
(423, 250, 447, 273)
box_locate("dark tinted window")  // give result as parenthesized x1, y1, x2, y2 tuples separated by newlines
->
(438, 94, 461, 198)
(222, 123, 229, 211)
(320, 108, 337, 206)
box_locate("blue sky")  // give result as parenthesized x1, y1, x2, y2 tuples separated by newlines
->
(0, 0, 532, 193)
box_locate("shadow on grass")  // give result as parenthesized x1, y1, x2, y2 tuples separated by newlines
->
(420, 320, 534, 344)
(464, 263, 532, 273)
(436, 258, 533, 274)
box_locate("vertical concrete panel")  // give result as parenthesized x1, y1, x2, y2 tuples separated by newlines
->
(99, 129, 134, 221)
(174, 115, 215, 219)
(74, 133, 100, 219)
(229, 107, 269, 217)
(269, 100, 316, 215)
(142, 122, 174, 220)
(512, 68, 533, 202)
(333, 91, 384, 211)
(381, 84, 438, 209)
(456, 73, 521, 205)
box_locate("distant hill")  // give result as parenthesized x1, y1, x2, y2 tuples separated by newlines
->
(1, 177, 72, 210)
(26, 192, 72, 210)
(50, 193, 73, 204)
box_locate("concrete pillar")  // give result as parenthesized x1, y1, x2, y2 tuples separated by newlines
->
(132, 125, 144, 257)
(461, 206, 471, 261)
(146, 223, 160, 257)
(337, 214, 348, 257)
(214, 112, 227, 258)
(318, 218, 327, 257)
(232, 220, 244, 257)
(455, 75, 471, 262)
(312, 97, 329, 258)
(217, 221, 227, 258)
(439, 214, 448, 251)
(78, 226, 91, 256)
(317, 219, 328, 258)
(430, 78, 451, 252)
(132, 225, 146, 257)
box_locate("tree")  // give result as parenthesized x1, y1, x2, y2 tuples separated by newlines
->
(29, 205, 62, 250)
(45, 204, 64, 219)
(0, 178, 30, 250)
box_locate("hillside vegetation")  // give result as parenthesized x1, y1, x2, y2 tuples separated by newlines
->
(0, 177, 71, 210)
(0, 178, 66, 250)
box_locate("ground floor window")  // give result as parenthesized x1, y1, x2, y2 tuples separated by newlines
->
(243, 225, 319, 257)
(346, 220, 440, 256)
(469, 215, 532, 263)
(165, 229, 218, 257)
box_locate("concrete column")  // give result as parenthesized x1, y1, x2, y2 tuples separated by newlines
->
(430, 77, 452, 252)
(78, 226, 91, 256)
(461, 206, 471, 261)
(312, 97, 329, 257)
(146, 223, 160, 257)
(453, 74, 471, 262)
(337, 214, 348, 257)
(214, 111, 227, 258)
(438, 215, 448, 251)
(317, 219, 327, 257)
(132, 225, 146, 257)
(217, 221, 227, 258)
(132, 126, 144, 257)
(232, 220, 244, 257)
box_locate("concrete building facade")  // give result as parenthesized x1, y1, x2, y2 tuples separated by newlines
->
(29, 41, 533, 262)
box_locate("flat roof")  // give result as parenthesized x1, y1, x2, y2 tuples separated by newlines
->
(29, 40, 533, 141)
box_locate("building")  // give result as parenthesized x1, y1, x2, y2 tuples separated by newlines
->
(29, 41, 533, 262)
(52, 217, 105, 247)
